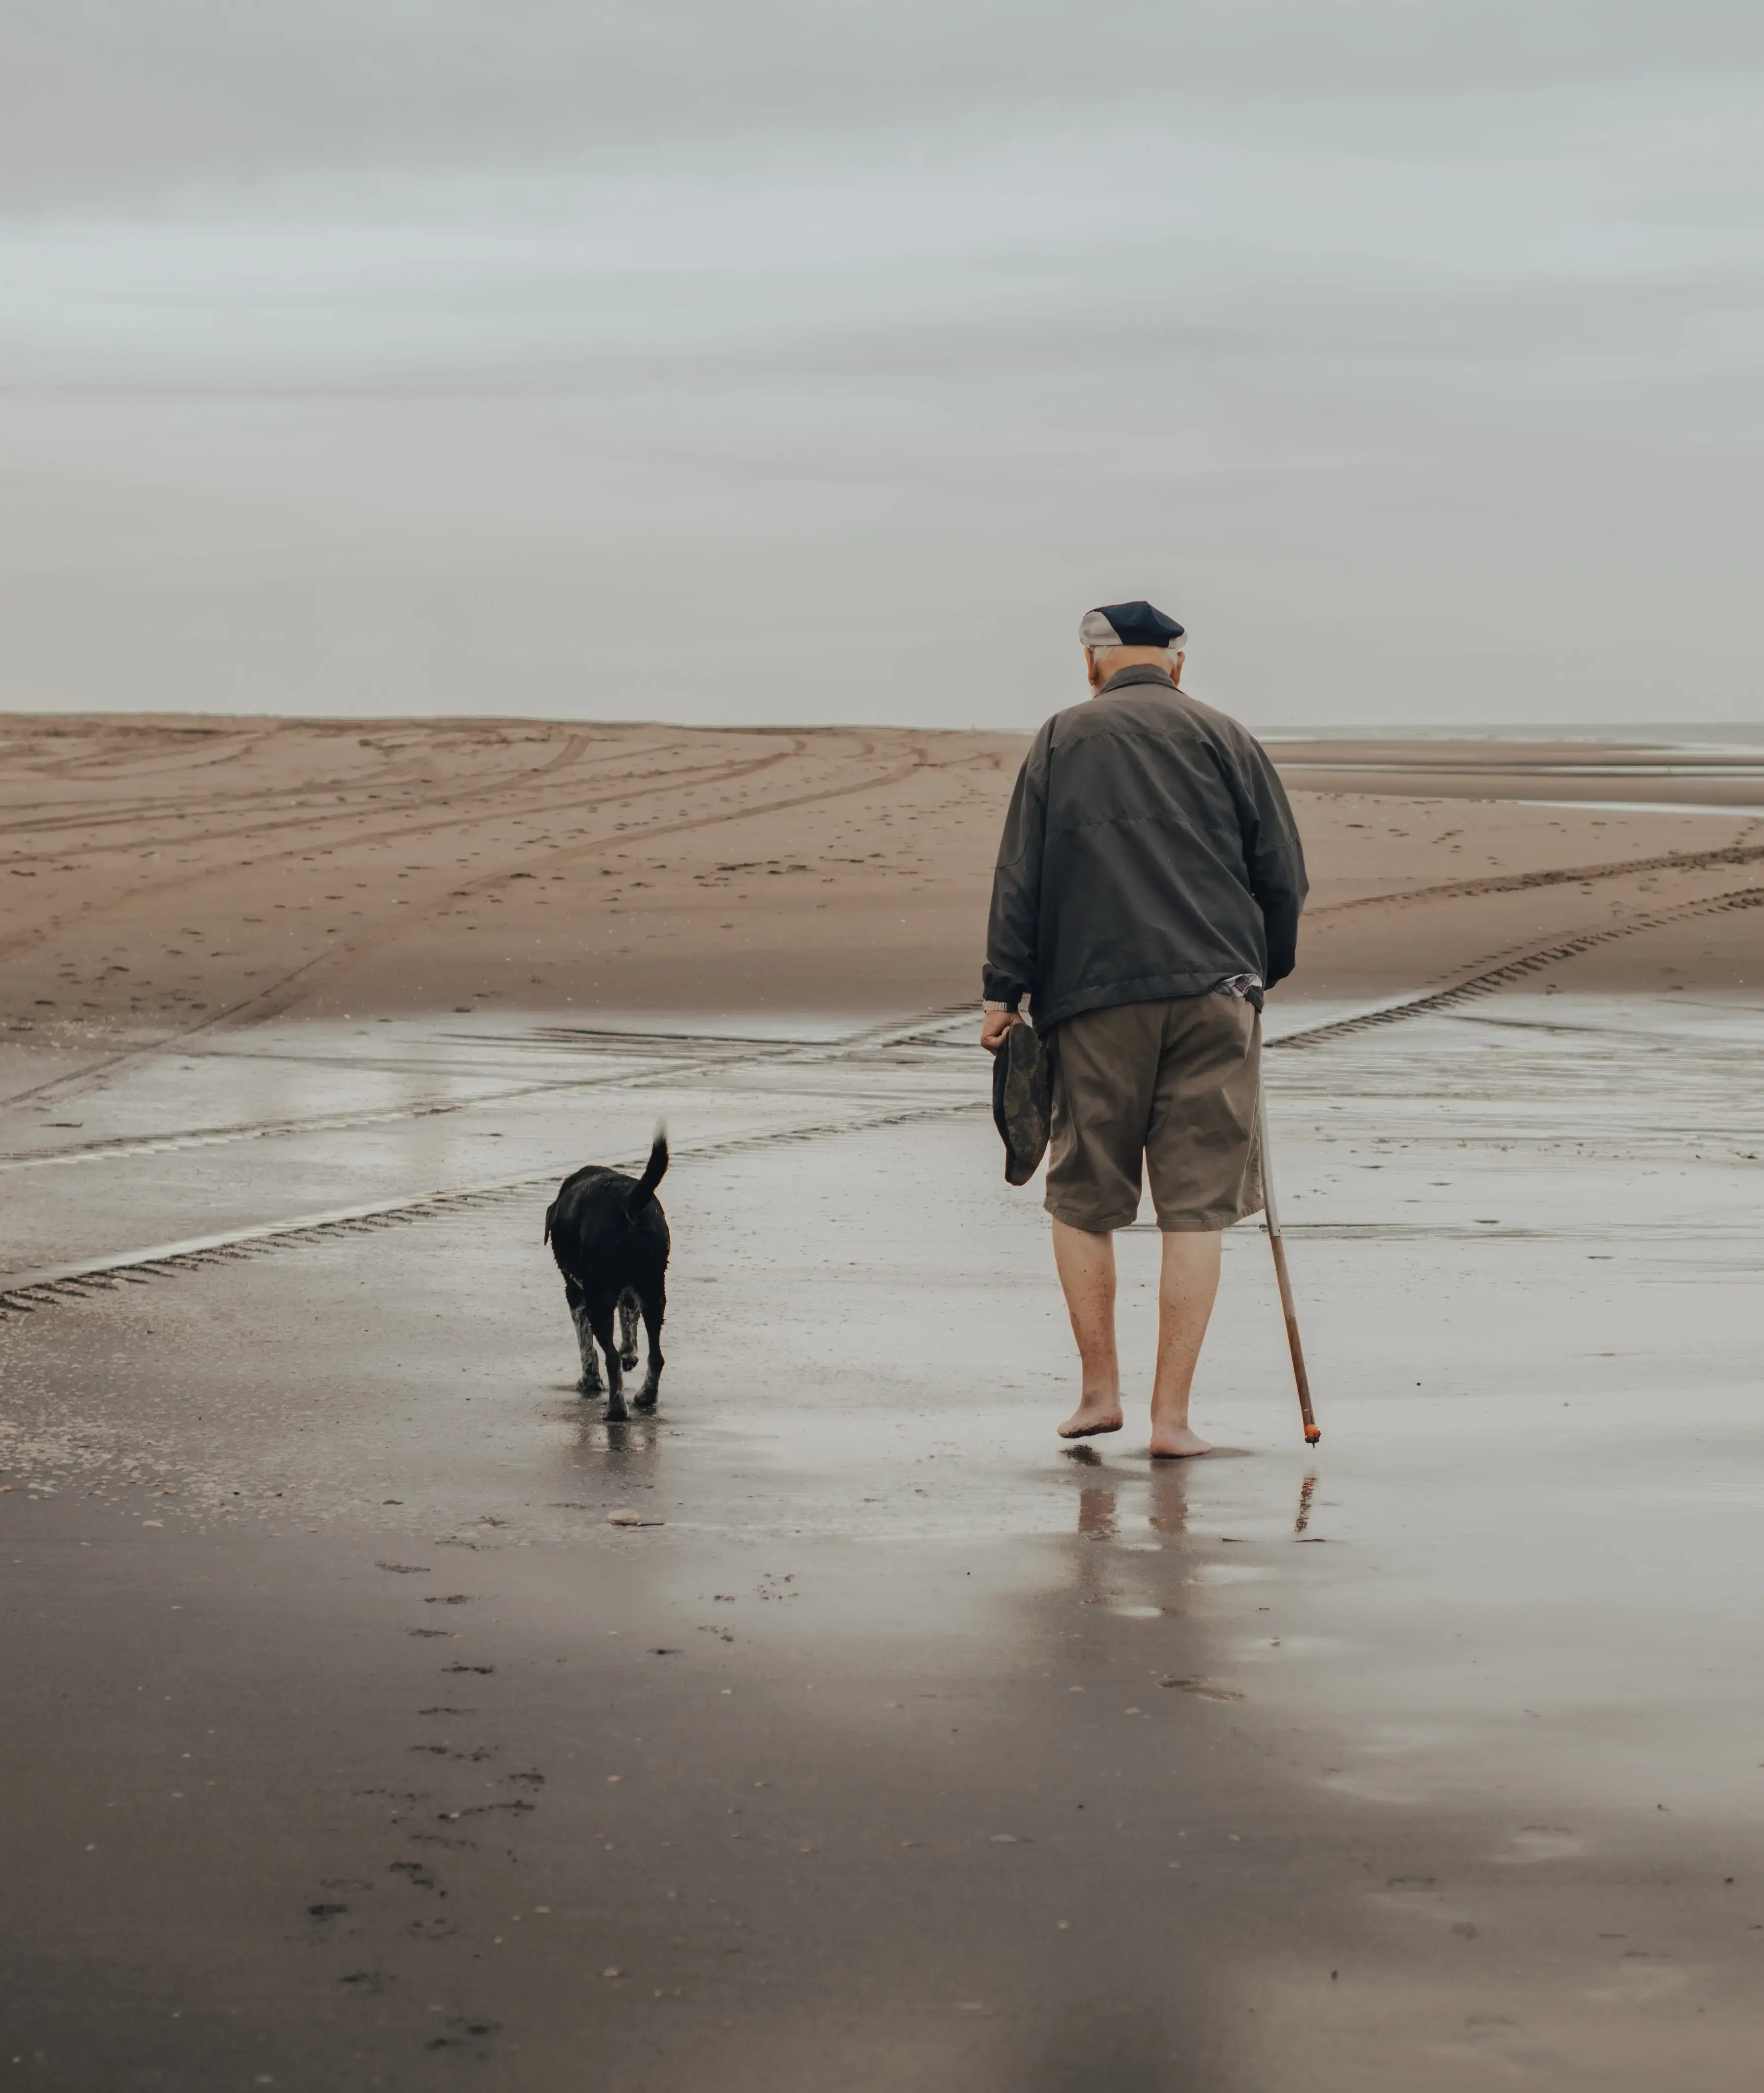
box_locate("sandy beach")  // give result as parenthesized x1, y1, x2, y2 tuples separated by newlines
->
(4, 719, 1764, 1050)
(4, 717, 1764, 2089)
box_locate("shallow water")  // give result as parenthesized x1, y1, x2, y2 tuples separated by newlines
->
(3, 989, 1763, 2088)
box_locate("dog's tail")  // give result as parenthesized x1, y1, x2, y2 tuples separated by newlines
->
(627, 1124, 668, 1213)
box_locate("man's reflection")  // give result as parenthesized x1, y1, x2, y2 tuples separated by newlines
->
(1147, 1462, 1191, 1539)
(1076, 1481, 1117, 1543)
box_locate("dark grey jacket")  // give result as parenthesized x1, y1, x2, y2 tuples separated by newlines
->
(983, 667, 1307, 1032)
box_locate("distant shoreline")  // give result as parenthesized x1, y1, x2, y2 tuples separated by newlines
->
(4, 706, 1763, 748)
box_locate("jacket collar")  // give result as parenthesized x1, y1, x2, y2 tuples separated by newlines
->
(1094, 664, 1183, 700)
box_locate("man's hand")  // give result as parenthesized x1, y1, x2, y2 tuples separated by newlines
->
(981, 1009, 1023, 1055)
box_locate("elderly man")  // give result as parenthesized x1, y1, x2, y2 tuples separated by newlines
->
(982, 600, 1307, 1455)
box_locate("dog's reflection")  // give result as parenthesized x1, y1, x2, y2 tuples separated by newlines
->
(567, 1408, 662, 1472)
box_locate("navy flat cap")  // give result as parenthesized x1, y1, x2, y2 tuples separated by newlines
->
(1079, 600, 1188, 650)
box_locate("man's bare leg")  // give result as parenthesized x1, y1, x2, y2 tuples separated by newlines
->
(1051, 1218, 1123, 1438)
(1149, 1229, 1223, 1457)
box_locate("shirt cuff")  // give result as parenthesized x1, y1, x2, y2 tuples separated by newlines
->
(982, 999, 1018, 1014)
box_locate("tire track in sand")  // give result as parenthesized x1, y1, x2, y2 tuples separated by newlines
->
(5, 875, 1756, 1313)
(1306, 831, 1764, 919)
(0, 729, 697, 860)
(1271, 880, 1764, 1051)
(211, 744, 922, 1031)
(0, 744, 826, 1105)
(0, 724, 607, 844)
(0, 1002, 976, 1175)
(0, 741, 930, 1107)
(0, 1092, 979, 1316)
(0, 744, 793, 980)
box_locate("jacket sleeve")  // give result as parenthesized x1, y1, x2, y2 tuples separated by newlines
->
(983, 726, 1051, 1011)
(1231, 735, 1309, 989)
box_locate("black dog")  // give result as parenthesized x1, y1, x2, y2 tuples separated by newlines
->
(543, 1131, 669, 1419)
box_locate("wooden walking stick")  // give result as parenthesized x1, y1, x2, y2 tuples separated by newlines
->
(1258, 1087, 1320, 1444)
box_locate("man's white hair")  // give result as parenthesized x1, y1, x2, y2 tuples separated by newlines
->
(1087, 640, 1186, 674)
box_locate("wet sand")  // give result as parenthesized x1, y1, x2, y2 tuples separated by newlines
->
(4, 719, 1764, 2088)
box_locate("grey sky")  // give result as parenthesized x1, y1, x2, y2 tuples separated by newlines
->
(3, 3, 1760, 730)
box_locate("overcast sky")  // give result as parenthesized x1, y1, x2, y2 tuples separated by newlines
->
(3, 2, 1760, 731)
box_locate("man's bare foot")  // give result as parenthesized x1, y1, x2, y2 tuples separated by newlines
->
(1149, 1425, 1213, 1459)
(1058, 1397, 1124, 1440)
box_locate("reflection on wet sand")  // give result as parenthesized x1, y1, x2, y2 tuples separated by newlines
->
(1058, 1454, 1199, 1635)
(1064, 1445, 1194, 1544)
(1149, 1464, 1192, 1541)
(5, 991, 1764, 2086)
(1075, 1481, 1115, 1544)
(575, 1411, 664, 1470)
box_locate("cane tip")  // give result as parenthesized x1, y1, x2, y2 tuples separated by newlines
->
(1304, 1426, 1322, 1444)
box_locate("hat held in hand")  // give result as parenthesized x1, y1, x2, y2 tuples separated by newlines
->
(992, 1021, 1052, 1186)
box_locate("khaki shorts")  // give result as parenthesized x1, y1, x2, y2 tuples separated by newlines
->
(1045, 995, 1263, 1234)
